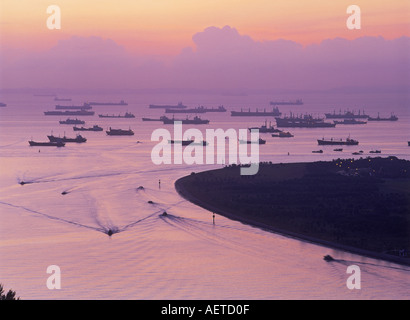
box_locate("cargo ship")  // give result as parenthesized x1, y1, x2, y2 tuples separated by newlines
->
(317, 137, 359, 146)
(88, 100, 128, 106)
(44, 110, 94, 116)
(59, 118, 85, 125)
(275, 114, 335, 128)
(324, 110, 369, 119)
(367, 113, 398, 121)
(106, 127, 134, 136)
(202, 105, 227, 112)
(28, 140, 65, 147)
(142, 116, 167, 122)
(165, 107, 206, 114)
(48, 134, 87, 143)
(270, 99, 303, 106)
(149, 102, 187, 109)
(231, 107, 281, 117)
(73, 125, 103, 131)
(98, 112, 135, 118)
(55, 103, 92, 110)
(271, 131, 294, 138)
(333, 119, 367, 125)
(248, 120, 282, 133)
(162, 116, 210, 125)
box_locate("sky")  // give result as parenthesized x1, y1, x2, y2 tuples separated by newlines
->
(0, 0, 409, 92)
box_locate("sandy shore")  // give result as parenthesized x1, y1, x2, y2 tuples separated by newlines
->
(175, 178, 410, 267)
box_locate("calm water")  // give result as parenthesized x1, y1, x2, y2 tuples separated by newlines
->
(0, 92, 409, 299)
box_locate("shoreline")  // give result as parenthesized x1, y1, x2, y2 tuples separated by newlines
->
(175, 176, 410, 267)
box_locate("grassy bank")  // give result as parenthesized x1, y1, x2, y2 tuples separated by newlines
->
(175, 157, 410, 265)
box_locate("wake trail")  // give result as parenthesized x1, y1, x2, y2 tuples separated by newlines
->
(0, 200, 105, 233)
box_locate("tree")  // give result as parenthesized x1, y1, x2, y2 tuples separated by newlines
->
(0, 284, 19, 300)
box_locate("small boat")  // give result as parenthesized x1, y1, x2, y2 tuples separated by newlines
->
(239, 138, 266, 145)
(73, 125, 103, 131)
(312, 150, 323, 153)
(352, 151, 364, 155)
(369, 150, 381, 154)
(323, 255, 334, 262)
(28, 140, 65, 147)
(106, 127, 134, 136)
(334, 148, 343, 152)
(408, 141, 410, 146)
(168, 139, 194, 146)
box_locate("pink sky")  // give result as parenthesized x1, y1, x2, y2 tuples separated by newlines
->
(0, 1, 409, 91)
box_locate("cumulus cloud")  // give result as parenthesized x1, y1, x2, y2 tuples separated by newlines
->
(0, 26, 409, 92)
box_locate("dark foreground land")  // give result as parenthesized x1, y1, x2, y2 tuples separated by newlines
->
(175, 157, 410, 266)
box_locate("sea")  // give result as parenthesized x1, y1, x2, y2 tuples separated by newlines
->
(0, 91, 409, 300)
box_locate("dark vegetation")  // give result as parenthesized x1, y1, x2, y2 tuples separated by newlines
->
(0, 284, 19, 300)
(177, 157, 410, 260)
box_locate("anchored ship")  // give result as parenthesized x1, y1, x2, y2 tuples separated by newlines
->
(162, 116, 210, 125)
(231, 107, 281, 117)
(59, 118, 85, 125)
(368, 113, 398, 121)
(28, 140, 65, 147)
(54, 97, 72, 101)
(88, 100, 128, 106)
(73, 125, 103, 131)
(106, 127, 134, 136)
(98, 112, 135, 118)
(0, 102, 7, 107)
(333, 119, 367, 125)
(317, 137, 359, 146)
(324, 110, 369, 119)
(48, 134, 87, 143)
(275, 114, 335, 128)
(270, 99, 303, 106)
(238, 138, 266, 145)
(44, 110, 94, 116)
(149, 102, 187, 109)
(55, 103, 92, 110)
(165, 107, 206, 114)
(248, 120, 282, 133)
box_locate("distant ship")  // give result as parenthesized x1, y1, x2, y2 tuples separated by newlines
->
(28, 140, 65, 147)
(149, 102, 187, 109)
(142, 116, 167, 122)
(54, 97, 72, 102)
(408, 141, 410, 146)
(0, 102, 7, 107)
(165, 107, 206, 114)
(44, 110, 94, 116)
(231, 107, 281, 117)
(99, 112, 135, 118)
(238, 138, 266, 145)
(202, 105, 227, 112)
(325, 110, 369, 119)
(73, 125, 103, 131)
(248, 120, 282, 133)
(162, 116, 210, 125)
(271, 131, 294, 138)
(317, 137, 359, 146)
(89, 100, 128, 106)
(270, 99, 303, 106)
(106, 127, 134, 136)
(168, 140, 194, 146)
(333, 119, 367, 125)
(275, 114, 335, 128)
(48, 134, 87, 143)
(367, 113, 398, 121)
(59, 118, 85, 125)
(55, 103, 92, 110)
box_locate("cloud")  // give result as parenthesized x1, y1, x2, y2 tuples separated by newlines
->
(1, 26, 409, 93)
